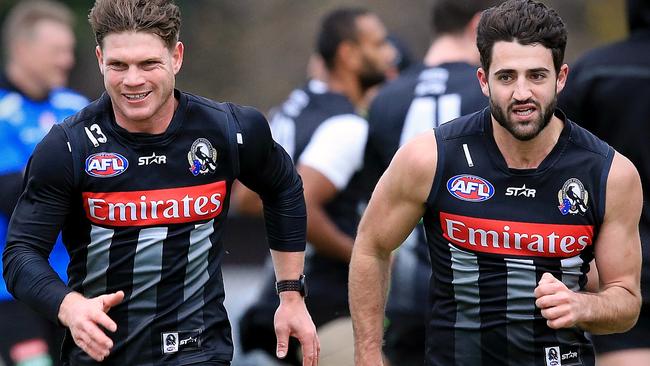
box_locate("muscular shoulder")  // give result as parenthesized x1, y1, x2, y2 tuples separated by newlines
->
(607, 152, 642, 199)
(602, 151, 642, 225)
(389, 131, 438, 201)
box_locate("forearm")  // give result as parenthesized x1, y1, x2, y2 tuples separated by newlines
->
(306, 203, 353, 262)
(349, 244, 391, 365)
(577, 285, 641, 334)
(3, 242, 72, 323)
(270, 250, 306, 304)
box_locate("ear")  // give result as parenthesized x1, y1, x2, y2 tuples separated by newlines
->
(171, 41, 184, 75)
(95, 45, 105, 75)
(555, 63, 569, 94)
(337, 40, 360, 70)
(477, 67, 490, 97)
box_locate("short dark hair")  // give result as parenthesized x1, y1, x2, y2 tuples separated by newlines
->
(431, 0, 502, 36)
(2, 0, 74, 60)
(316, 7, 371, 70)
(477, 0, 567, 73)
(88, 0, 181, 49)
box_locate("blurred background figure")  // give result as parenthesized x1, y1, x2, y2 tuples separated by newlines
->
(0, 1, 88, 365)
(559, 0, 650, 365)
(237, 7, 395, 366)
(360, 1, 502, 364)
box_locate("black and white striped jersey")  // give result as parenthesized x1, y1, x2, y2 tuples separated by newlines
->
(3, 90, 306, 365)
(364, 62, 488, 315)
(423, 108, 612, 366)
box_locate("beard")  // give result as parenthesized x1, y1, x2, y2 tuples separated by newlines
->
(358, 56, 387, 92)
(490, 94, 557, 141)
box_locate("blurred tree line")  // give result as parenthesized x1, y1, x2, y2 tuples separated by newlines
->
(0, 0, 626, 113)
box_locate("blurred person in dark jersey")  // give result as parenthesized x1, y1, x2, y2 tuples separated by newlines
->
(559, 0, 650, 364)
(360, 1, 501, 364)
(2, 0, 319, 365)
(350, 1, 643, 365)
(0, 1, 88, 365)
(238, 7, 395, 365)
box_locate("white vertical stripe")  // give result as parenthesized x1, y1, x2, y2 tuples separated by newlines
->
(463, 144, 474, 167)
(128, 227, 167, 337)
(561, 255, 585, 292)
(556, 255, 588, 346)
(83, 225, 114, 297)
(177, 220, 215, 324)
(438, 93, 462, 125)
(505, 258, 536, 366)
(449, 244, 482, 364)
(400, 97, 436, 147)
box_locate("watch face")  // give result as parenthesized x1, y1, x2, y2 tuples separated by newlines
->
(300, 274, 308, 297)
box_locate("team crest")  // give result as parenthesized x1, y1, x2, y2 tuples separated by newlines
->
(558, 178, 589, 216)
(187, 138, 217, 176)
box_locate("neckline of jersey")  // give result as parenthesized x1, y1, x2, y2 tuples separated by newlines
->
(481, 107, 572, 176)
(102, 89, 186, 148)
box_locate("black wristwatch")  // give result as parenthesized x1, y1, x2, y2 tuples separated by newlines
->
(276, 274, 307, 297)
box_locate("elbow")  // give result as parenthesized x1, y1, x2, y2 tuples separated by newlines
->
(620, 292, 643, 333)
(2, 246, 18, 296)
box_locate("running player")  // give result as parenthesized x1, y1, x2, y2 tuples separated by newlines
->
(350, 1, 642, 365)
(2, 1, 318, 365)
(362, 1, 501, 364)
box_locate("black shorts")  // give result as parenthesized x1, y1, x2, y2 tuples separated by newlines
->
(592, 303, 650, 354)
(0, 300, 64, 366)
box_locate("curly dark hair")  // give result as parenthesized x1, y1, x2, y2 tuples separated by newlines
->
(88, 0, 181, 49)
(477, 0, 567, 73)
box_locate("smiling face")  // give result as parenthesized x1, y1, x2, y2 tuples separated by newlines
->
(477, 41, 568, 141)
(96, 31, 183, 133)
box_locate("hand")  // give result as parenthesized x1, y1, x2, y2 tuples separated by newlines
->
(58, 290, 124, 361)
(534, 273, 583, 329)
(274, 293, 319, 366)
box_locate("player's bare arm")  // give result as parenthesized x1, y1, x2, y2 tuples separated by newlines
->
(349, 131, 437, 366)
(535, 151, 642, 333)
(271, 250, 320, 366)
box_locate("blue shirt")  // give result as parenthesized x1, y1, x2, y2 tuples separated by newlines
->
(0, 75, 88, 301)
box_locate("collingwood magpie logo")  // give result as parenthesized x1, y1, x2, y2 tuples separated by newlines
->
(558, 178, 589, 216)
(188, 138, 217, 176)
(162, 332, 179, 353)
(545, 346, 560, 366)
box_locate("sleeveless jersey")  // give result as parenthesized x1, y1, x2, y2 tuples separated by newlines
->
(423, 108, 613, 366)
(4, 90, 305, 365)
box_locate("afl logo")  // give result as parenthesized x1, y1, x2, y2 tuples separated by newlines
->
(85, 152, 129, 178)
(447, 174, 494, 202)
